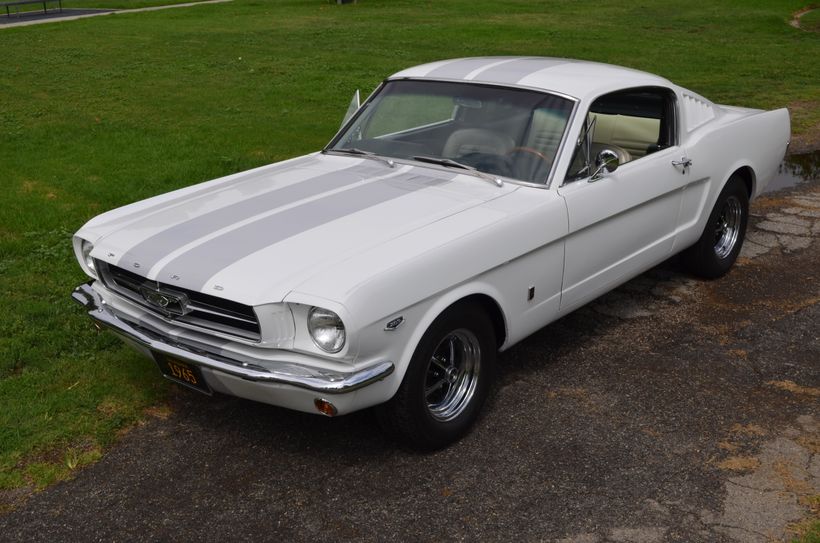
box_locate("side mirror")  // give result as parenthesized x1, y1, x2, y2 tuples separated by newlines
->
(340, 89, 361, 129)
(591, 149, 619, 180)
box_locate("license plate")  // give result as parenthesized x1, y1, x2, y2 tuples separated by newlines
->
(154, 353, 211, 395)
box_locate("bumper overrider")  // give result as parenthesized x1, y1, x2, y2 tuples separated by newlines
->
(71, 282, 394, 414)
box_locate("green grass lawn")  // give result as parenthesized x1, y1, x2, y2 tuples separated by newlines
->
(792, 510, 820, 543)
(1, 0, 818, 496)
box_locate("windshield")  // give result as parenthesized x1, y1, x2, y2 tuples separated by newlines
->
(328, 80, 574, 184)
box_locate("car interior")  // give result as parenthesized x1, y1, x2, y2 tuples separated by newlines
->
(565, 87, 677, 181)
(330, 80, 575, 184)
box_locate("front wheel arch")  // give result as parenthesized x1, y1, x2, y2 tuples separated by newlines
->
(376, 300, 498, 450)
(453, 293, 506, 349)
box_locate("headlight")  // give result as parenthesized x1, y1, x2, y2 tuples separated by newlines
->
(81, 240, 96, 275)
(308, 307, 346, 353)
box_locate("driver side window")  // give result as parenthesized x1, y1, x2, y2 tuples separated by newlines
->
(566, 87, 677, 181)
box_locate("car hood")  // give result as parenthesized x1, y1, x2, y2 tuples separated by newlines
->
(82, 153, 518, 305)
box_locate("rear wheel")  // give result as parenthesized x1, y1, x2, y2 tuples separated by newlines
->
(376, 303, 496, 451)
(683, 174, 749, 278)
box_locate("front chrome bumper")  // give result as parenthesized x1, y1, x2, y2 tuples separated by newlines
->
(71, 282, 394, 394)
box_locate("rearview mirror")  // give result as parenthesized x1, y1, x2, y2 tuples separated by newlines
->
(341, 89, 361, 129)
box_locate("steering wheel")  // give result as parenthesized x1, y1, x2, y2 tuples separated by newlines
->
(456, 152, 515, 178)
(506, 146, 552, 182)
(506, 146, 551, 164)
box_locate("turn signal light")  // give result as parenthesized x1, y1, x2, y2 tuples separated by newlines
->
(314, 398, 338, 417)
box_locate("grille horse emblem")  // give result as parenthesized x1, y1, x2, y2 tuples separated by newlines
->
(139, 284, 191, 317)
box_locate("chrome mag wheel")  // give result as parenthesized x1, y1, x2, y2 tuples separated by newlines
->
(713, 195, 742, 259)
(376, 303, 495, 450)
(683, 175, 749, 279)
(425, 329, 481, 422)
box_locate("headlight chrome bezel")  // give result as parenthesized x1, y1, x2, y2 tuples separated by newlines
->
(307, 306, 346, 353)
(80, 239, 97, 277)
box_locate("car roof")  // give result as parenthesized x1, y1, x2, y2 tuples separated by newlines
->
(388, 57, 675, 102)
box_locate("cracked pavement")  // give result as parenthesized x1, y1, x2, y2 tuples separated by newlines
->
(0, 179, 818, 542)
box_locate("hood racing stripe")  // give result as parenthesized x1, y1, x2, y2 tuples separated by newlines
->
(142, 162, 404, 280)
(117, 160, 386, 273)
(156, 168, 458, 291)
(91, 155, 322, 231)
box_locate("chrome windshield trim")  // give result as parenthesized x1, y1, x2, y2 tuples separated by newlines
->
(72, 282, 394, 394)
(546, 98, 579, 189)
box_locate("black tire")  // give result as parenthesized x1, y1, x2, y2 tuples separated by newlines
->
(376, 302, 496, 451)
(683, 174, 749, 279)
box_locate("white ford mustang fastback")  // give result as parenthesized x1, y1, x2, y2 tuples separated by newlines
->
(72, 57, 790, 449)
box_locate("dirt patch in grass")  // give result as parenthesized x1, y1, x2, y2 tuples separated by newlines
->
(767, 380, 820, 397)
(793, 6, 820, 33)
(718, 440, 739, 452)
(730, 423, 767, 437)
(797, 435, 820, 454)
(144, 405, 172, 420)
(716, 455, 761, 472)
(775, 460, 816, 496)
(791, 7, 817, 29)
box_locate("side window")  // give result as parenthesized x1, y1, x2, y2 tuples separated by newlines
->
(566, 87, 676, 180)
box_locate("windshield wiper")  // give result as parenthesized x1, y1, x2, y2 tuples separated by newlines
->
(412, 156, 503, 187)
(326, 147, 395, 168)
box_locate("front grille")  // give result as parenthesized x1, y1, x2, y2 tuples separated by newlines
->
(97, 261, 261, 341)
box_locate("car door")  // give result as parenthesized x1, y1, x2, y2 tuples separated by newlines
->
(557, 87, 689, 311)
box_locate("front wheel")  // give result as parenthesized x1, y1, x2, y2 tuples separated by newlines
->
(376, 303, 496, 451)
(683, 174, 749, 278)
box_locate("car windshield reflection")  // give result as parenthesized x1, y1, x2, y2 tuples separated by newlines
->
(328, 80, 574, 185)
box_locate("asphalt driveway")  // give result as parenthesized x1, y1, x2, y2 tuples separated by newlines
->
(1, 177, 818, 543)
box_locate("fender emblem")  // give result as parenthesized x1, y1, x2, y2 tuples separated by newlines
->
(384, 316, 404, 331)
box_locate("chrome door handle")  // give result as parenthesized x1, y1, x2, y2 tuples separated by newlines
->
(672, 157, 692, 172)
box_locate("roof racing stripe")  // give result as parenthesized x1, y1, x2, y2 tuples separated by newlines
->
(473, 58, 571, 85)
(424, 57, 517, 80)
